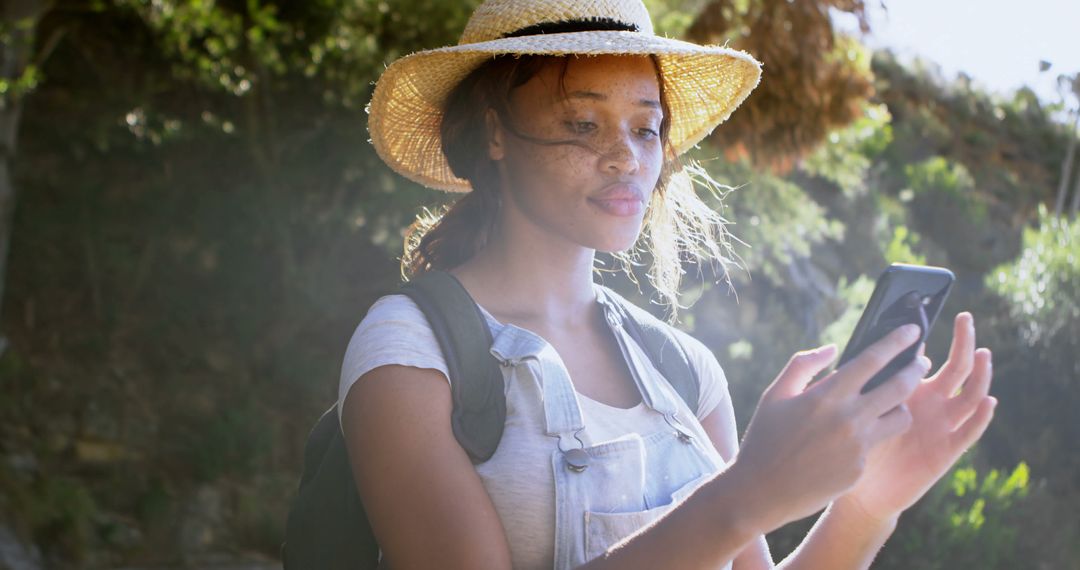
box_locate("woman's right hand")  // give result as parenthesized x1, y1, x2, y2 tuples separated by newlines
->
(727, 324, 930, 535)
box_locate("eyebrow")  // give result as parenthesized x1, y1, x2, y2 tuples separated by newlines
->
(567, 90, 661, 109)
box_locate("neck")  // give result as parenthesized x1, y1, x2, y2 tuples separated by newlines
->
(450, 209, 599, 329)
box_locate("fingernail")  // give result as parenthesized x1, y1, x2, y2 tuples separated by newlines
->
(900, 324, 920, 341)
(989, 396, 999, 409)
(813, 344, 836, 356)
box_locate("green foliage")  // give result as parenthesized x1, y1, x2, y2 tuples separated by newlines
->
(899, 156, 997, 270)
(124, 0, 255, 94)
(905, 156, 976, 197)
(119, 0, 481, 107)
(979, 212, 1080, 570)
(802, 103, 893, 196)
(873, 50, 1065, 217)
(989, 206, 1080, 351)
(884, 225, 927, 265)
(182, 404, 275, 483)
(703, 155, 844, 284)
(726, 339, 753, 360)
(881, 460, 1031, 569)
(0, 13, 45, 105)
(947, 462, 1029, 531)
(643, 0, 708, 36)
(4, 475, 99, 561)
(0, 64, 40, 100)
(818, 274, 874, 348)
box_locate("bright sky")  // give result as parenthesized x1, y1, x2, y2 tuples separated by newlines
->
(835, 0, 1080, 110)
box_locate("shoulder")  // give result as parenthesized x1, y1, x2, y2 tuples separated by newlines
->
(338, 294, 450, 423)
(597, 285, 729, 418)
(668, 327, 726, 385)
(346, 293, 450, 352)
(671, 327, 730, 418)
(596, 286, 721, 371)
(362, 293, 430, 326)
(344, 294, 444, 365)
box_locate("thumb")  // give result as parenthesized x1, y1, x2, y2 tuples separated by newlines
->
(767, 345, 838, 399)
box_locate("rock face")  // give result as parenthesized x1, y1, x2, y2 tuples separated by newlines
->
(0, 524, 43, 570)
(114, 560, 278, 570)
(178, 485, 225, 560)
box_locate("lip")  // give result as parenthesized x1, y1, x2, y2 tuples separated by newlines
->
(588, 183, 646, 217)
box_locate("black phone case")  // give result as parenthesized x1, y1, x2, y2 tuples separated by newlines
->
(838, 264, 955, 393)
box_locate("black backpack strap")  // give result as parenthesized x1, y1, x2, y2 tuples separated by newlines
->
(400, 270, 506, 463)
(598, 288, 700, 415)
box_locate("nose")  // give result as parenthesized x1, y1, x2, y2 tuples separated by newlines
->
(598, 131, 640, 175)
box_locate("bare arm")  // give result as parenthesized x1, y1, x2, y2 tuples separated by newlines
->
(699, 393, 774, 570)
(341, 364, 513, 569)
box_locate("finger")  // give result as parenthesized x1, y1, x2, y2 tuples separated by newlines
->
(767, 345, 838, 399)
(948, 396, 997, 454)
(935, 312, 976, 396)
(833, 324, 922, 394)
(946, 348, 993, 429)
(860, 355, 930, 419)
(917, 344, 932, 372)
(867, 402, 914, 445)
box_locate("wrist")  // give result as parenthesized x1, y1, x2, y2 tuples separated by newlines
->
(832, 494, 900, 535)
(705, 458, 782, 540)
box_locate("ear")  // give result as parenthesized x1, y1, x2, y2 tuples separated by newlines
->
(485, 108, 505, 161)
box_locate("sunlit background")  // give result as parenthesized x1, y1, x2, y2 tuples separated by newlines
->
(0, 1, 1076, 568)
(841, 0, 1080, 106)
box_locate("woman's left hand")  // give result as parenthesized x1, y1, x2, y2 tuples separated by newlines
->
(840, 311, 997, 522)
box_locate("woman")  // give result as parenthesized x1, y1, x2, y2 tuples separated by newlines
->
(339, 1, 997, 568)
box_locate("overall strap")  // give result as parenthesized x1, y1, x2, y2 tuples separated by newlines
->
(400, 270, 506, 463)
(597, 289, 701, 415)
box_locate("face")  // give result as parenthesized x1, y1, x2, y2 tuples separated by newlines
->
(487, 54, 665, 253)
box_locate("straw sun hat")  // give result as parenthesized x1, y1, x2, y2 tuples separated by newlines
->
(367, 0, 763, 193)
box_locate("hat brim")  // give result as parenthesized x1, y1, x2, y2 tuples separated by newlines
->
(367, 30, 762, 192)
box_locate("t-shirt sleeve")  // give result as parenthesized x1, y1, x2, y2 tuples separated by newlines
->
(671, 328, 730, 421)
(336, 294, 450, 426)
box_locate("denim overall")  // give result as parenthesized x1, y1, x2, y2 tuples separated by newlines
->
(482, 287, 731, 570)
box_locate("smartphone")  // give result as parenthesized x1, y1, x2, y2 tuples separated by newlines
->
(837, 264, 955, 393)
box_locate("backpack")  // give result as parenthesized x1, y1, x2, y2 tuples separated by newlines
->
(281, 270, 701, 570)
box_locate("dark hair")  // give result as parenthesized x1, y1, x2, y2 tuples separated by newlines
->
(401, 54, 675, 277)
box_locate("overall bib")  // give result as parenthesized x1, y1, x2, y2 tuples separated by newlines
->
(482, 288, 732, 570)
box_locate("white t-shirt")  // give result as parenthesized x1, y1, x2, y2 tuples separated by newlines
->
(338, 292, 732, 569)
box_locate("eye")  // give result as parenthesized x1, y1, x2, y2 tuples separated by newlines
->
(636, 127, 660, 140)
(565, 120, 597, 134)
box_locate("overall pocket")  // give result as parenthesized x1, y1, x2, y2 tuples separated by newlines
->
(582, 471, 712, 562)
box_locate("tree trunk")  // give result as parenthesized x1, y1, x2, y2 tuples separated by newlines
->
(1054, 111, 1078, 217)
(1070, 153, 1080, 219)
(0, 0, 47, 355)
